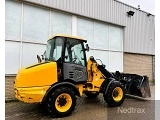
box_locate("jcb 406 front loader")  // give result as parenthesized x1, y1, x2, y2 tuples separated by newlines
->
(14, 34, 151, 117)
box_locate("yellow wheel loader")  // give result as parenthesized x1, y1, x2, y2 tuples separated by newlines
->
(14, 34, 151, 117)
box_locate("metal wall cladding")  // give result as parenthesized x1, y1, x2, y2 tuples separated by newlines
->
(23, 0, 155, 55)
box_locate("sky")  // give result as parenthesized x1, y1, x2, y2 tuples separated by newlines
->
(119, 0, 155, 15)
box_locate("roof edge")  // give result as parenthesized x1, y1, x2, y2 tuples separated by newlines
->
(49, 34, 87, 42)
(115, 0, 155, 16)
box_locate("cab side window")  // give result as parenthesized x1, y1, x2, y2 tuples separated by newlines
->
(65, 39, 85, 66)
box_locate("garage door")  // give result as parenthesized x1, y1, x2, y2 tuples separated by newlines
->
(5, 1, 72, 74)
(124, 53, 153, 81)
(77, 17, 123, 72)
(5, 1, 123, 74)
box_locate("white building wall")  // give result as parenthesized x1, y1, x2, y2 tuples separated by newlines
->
(23, 0, 155, 55)
(5, 0, 123, 74)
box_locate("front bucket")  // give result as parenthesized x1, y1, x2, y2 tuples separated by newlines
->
(119, 73, 151, 99)
(128, 75, 151, 98)
(139, 76, 151, 98)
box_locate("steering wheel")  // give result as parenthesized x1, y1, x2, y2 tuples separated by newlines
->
(78, 61, 82, 65)
(72, 56, 77, 63)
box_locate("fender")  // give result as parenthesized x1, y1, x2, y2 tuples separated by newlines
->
(104, 78, 116, 94)
(42, 82, 80, 103)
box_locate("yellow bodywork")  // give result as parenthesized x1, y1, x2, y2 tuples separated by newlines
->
(14, 61, 57, 103)
(76, 84, 84, 96)
(86, 57, 105, 92)
(14, 35, 106, 104)
(15, 86, 50, 103)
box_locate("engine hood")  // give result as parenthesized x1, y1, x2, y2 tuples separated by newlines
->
(14, 61, 57, 88)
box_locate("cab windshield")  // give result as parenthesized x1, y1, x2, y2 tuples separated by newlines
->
(45, 37, 64, 61)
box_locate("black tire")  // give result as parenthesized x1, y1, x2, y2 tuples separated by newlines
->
(47, 87, 76, 117)
(103, 81, 125, 107)
(84, 92, 99, 98)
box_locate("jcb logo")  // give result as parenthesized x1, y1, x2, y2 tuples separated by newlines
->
(75, 70, 83, 79)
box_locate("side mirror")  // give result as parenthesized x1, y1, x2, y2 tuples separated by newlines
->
(42, 51, 46, 60)
(37, 55, 42, 63)
(85, 44, 89, 51)
(39, 50, 46, 61)
(41, 55, 44, 60)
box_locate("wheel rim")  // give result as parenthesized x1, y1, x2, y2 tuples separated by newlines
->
(55, 93, 72, 112)
(112, 87, 123, 102)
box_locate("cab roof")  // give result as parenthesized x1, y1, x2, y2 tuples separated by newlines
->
(49, 34, 87, 42)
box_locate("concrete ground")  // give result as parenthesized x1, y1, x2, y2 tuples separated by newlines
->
(5, 85, 155, 120)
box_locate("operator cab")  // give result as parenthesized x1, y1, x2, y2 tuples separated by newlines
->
(44, 35, 89, 83)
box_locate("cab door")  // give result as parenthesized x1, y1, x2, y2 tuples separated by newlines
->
(63, 38, 87, 83)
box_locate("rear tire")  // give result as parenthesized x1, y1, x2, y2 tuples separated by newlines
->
(47, 87, 76, 117)
(103, 81, 125, 107)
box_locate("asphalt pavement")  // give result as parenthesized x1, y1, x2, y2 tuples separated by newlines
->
(5, 86, 155, 120)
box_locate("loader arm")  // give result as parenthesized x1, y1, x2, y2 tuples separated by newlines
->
(86, 56, 125, 107)
(85, 56, 106, 92)
(86, 56, 151, 99)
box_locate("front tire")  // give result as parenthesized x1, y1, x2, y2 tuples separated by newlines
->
(103, 81, 125, 107)
(47, 87, 76, 117)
